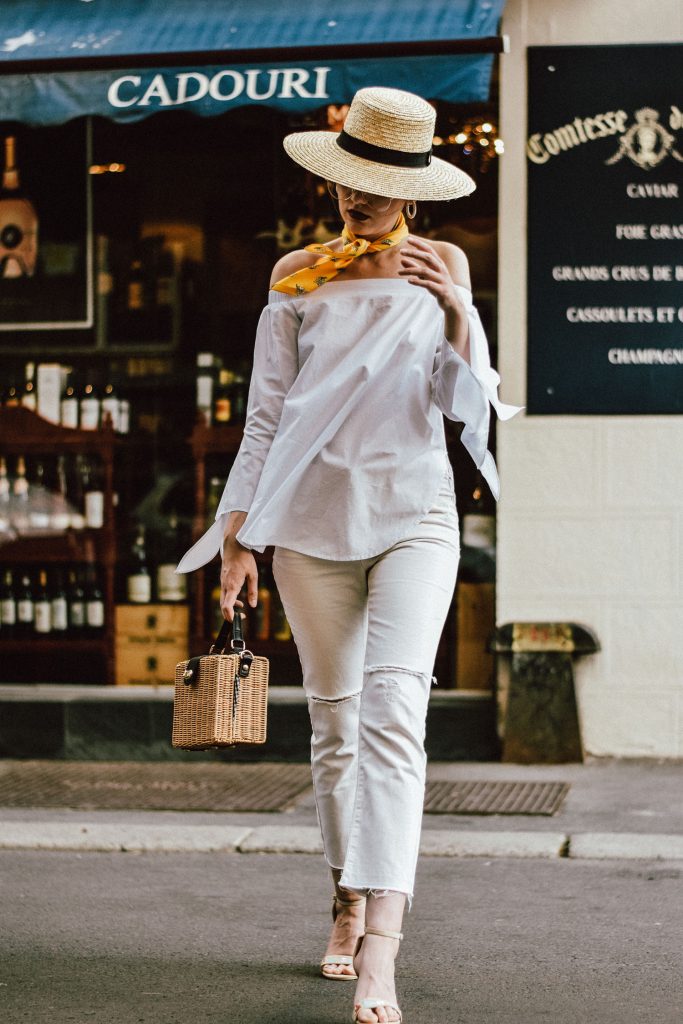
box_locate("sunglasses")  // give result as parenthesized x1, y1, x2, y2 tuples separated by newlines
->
(327, 182, 394, 213)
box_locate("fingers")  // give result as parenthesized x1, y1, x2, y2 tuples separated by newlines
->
(245, 560, 259, 608)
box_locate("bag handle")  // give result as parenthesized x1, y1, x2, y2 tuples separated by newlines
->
(210, 608, 246, 654)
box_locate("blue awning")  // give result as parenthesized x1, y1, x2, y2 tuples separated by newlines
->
(0, 0, 506, 125)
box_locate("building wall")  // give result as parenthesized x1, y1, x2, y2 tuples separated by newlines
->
(497, 0, 683, 757)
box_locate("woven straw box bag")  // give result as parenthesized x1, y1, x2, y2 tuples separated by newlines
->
(172, 613, 268, 750)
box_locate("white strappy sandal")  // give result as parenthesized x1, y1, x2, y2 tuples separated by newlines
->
(320, 892, 367, 980)
(351, 927, 403, 1022)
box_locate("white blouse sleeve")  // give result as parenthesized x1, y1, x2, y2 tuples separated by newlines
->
(431, 287, 522, 501)
(176, 292, 299, 573)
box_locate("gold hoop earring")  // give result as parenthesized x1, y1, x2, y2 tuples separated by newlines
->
(405, 200, 417, 220)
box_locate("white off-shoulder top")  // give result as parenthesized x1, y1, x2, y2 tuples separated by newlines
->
(177, 279, 520, 570)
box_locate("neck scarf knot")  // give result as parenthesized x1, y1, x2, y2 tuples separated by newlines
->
(271, 213, 409, 295)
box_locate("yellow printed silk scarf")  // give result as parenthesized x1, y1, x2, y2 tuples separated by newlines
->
(271, 213, 409, 296)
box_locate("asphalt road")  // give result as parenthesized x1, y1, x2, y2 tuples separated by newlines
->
(1, 850, 681, 1024)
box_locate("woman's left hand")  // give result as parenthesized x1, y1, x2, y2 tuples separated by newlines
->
(398, 235, 470, 358)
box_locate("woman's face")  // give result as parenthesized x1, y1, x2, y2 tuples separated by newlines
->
(330, 183, 406, 237)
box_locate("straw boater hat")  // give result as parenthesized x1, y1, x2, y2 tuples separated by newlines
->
(283, 86, 476, 202)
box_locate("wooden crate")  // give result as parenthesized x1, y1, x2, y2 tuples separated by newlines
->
(455, 582, 495, 690)
(115, 604, 189, 685)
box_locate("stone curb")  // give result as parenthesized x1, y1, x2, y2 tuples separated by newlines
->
(419, 830, 567, 858)
(0, 822, 253, 853)
(568, 832, 683, 860)
(1, 822, 682, 860)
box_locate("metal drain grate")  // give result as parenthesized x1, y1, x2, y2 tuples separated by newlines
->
(423, 780, 569, 816)
(0, 761, 313, 812)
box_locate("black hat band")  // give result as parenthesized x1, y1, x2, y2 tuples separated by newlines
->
(336, 130, 432, 168)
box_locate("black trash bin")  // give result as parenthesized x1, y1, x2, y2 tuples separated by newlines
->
(489, 622, 600, 764)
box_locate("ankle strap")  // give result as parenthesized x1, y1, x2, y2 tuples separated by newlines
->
(333, 892, 367, 907)
(364, 927, 403, 941)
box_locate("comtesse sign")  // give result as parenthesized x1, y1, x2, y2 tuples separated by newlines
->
(526, 44, 683, 414)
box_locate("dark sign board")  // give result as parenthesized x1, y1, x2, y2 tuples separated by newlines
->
(0, 118, 92, 337)
(527, 44, 683, 414)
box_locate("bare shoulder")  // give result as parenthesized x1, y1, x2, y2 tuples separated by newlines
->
(421, 237, 472, 291)
(269, 243, 341, 288)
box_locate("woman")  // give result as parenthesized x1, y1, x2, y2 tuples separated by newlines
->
(178, 86, 519, 1024)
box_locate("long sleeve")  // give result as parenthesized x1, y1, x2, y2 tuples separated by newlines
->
(431, 288, 522, 500)
(176, 293, 300, 573)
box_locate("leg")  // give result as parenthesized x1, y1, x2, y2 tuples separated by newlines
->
(345, 476, 460, 1021)
(272, 546, 369, 976)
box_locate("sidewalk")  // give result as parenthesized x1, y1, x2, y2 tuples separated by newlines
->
(1, 757, 681, 860)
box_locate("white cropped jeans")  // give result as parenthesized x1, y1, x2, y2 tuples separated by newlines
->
(271, 465, 459, 910)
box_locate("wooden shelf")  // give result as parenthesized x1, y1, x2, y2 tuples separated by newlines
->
(0, 528, 115, 565)
(189, 421, 244, 458)
(0, 406, 116, 452)
(0, 636, 107, 653)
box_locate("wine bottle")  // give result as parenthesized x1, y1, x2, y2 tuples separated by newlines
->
(51, 570, 68, 634)
(28, 458, 51, 531)
(51, 454, 72, 531)
(16, 572, 34, 635)
(11, 455, 30, 534)
(459, 473, 496, 584)
(271, 584, 292, 641)
(0, 568, 16, 636)
(80, 373, 100, 431)
(127, 258, 145, 312)
(84, 565, 105, 632)
(21, 361, 37, 411)
(4, 377, 20, 406)
(34, 569, 52, 634)
(196, 353, 215, 426)
(0, 135, 39, 279)
(117, 386, 130, 435)
(67, 568, 86, 634)
(68, 455, 86, 530)
(82, 457, 104, 530)
(60, 372, 79, 429)
(254, 564, 272, 641)
(0, 456, 11, 535)
(100, 379, 120, 432)
(213, 370, 234, 425)
(127, 524, 151, 603)
(155, 511, 187, 602)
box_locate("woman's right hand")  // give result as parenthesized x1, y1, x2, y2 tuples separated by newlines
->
(220, 511, 258, 621)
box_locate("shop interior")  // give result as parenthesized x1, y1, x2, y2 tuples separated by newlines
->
(0, 86, 501, 688)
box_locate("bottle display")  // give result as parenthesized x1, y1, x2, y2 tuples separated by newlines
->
(0, 565, 111, 641)
(0, 395, 118, 681)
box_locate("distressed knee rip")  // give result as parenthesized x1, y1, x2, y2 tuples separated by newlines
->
(309, 691, 361, 713)
(365, 665, 431, 704)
